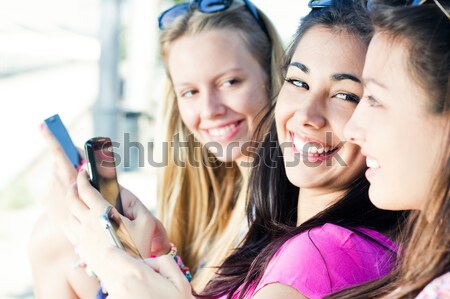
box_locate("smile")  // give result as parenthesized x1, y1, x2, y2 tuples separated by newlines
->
(204, 120, 243, 141)
(289, 132, 339, 161)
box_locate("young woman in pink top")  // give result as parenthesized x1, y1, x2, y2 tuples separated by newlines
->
(66, 1, 406, 298)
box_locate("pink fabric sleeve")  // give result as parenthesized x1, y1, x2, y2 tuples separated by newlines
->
(251, 223, 395, 299)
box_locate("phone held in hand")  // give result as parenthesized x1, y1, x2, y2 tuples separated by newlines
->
(84, 137, 123, 214)
(84, 137, 142, 259)
(44, 114, 81, 168)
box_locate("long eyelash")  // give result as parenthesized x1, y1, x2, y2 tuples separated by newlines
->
(366, 95, 380, 107)
(336, 93, 360, 104)
(284, 78, 309, 89)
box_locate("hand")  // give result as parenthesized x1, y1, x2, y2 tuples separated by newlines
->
(40, 124, 85, 243)
(68, 171, 193, 299)
(114, 186, 170, 257)
(105, 255, 194, 299)
(67, 169, 170, 260)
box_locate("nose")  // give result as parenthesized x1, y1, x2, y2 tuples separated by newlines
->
(294, 93, 326, 130)
(344, 106, 365, 146)
(200, 89, 226, 119)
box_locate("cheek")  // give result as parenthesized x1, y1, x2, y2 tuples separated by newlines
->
(274, 90, 293, 131)
(234, 86, 269, 117)
(344, 143, 366, 170)
(177, 100, 199, 132)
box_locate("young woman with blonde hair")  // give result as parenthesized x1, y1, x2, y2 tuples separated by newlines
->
(155, 0, 284, 289)
(29, 0, 284, 297)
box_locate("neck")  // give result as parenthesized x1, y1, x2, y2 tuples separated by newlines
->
(296, 188, 347, 226)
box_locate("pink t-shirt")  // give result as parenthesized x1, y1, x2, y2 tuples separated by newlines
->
(217, 223, 396, 299)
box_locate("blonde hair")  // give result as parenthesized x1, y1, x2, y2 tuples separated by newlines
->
(156, 2, 284, 291)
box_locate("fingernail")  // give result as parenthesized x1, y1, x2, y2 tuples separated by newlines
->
(81, 159, 87, 166)
(39, 123, 45, 131)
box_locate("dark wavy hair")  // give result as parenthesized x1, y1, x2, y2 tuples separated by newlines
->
(199, 1, 408, 298)
(326, 2, 450, 299)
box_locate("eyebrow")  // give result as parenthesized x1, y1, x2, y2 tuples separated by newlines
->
(289, 62, 361, 84)
(364, 78, 388, 89)
(289, 62, 309, 74)
(331, 73, 361, 83)
(173, 67, 245, 87)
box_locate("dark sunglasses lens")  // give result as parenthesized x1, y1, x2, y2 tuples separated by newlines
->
(158, 2, 190, 29)
(197, 0, 231, 13)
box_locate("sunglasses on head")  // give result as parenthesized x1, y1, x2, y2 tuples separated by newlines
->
(308, 0, 449, 19)
(158, 0, 270, 38)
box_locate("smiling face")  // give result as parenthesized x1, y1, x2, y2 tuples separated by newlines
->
(168, 29, 269, 163)
(276, 26, 367, 191)
(344, 32, 448, 210)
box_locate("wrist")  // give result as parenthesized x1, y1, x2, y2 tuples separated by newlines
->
(167, 242, 192, 282)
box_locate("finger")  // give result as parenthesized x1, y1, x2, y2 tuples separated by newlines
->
(67, 181, 89, 222)
(118, 186, 138, 220)
(76, 169, 109, 212)
(144, 255, 187, 286)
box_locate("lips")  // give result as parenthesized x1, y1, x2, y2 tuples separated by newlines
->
(203, 120, 243, 141)
(289, 132, 340, 163)
(366, 157, 380, 169)
(290, 132, 338, 155)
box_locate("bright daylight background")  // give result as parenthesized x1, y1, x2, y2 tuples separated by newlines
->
(0, 0, 309, 298)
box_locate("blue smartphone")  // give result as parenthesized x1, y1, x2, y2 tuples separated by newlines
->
(44, 114, 81, 168)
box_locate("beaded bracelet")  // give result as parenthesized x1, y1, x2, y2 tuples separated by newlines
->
(167, 242, 192, 282)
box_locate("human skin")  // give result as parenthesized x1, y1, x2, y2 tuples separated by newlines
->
(344, 32, 448, 211)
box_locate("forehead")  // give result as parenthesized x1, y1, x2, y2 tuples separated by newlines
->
(363, 32, 412, 88)
(167, 29, 257, 82)
(290, 26, 367, 74)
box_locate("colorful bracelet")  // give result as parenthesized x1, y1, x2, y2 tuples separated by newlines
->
(167, 242, 192, 282)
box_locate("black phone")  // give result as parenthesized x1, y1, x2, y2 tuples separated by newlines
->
(84, 137, 142, 259)
(44, 114, 81, 168)
(84, 137, 123, 214)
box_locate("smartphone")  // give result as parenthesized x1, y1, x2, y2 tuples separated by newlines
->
(84, 137, 123, 213)
(84, 137, 142, 259)
(44, 114, 81, 168)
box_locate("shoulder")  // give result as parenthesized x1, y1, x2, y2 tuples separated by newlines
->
(278, 223, 394, 256)
(415, 272, 450, 299)
(253, 224, 396, 299)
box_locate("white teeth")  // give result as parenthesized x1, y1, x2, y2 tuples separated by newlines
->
(309, 146, 318, 154)
(208, 123, 236, 137)
(292, 133, 334, 155)
(366, 157, 380, 169)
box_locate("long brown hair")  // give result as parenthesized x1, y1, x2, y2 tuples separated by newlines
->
(156, 1, 284, 291)
(326, 3, 450, 299)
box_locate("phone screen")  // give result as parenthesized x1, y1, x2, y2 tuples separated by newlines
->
(85, 137, 142, 259)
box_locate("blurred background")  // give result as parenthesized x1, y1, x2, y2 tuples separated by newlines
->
(0, 0, 309, 298)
